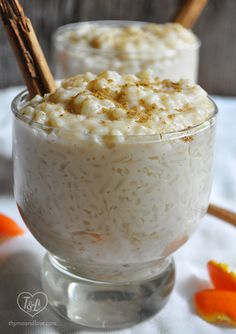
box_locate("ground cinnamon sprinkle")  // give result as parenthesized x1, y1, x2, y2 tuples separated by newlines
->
(181, 136, 193, 142)
(48, 75, 197, 124)
(21, 71, 214, 136)
(77, 77, 186, 123)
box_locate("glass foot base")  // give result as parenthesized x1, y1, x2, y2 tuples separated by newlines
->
(41, 254, 175, 329)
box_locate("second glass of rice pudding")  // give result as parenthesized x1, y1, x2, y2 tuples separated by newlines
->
(53, 21, 200, 82)
(12, 70, 217, 328)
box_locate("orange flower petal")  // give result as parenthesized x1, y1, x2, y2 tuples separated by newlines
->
(194, 289, 236, 327)
(208, 260, 236, 291)
(0, 213, 24, 242)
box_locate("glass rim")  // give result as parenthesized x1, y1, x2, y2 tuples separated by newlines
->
(53, 20, 201, 57)
(11, 89, 217, 142)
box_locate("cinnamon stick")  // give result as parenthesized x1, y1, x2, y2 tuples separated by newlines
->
(173, 0, 208, 29)
(0, 0, 56, 98)
(207, 204, 236, 228)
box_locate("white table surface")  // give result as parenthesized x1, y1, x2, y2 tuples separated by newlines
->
(0, 88, 236, 334)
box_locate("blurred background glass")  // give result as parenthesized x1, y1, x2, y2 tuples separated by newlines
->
(53, 20, 200, 82)
(0, 0, 236, 95)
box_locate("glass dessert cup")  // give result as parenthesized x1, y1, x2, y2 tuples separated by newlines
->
(53, 20, 200, 83)
(12, 91, 217, 329)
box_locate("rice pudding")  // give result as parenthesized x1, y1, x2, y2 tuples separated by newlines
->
(54, 21, 200, 82)
(13, 71, 216, 282)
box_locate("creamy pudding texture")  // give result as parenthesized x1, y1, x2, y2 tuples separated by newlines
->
(54, 22, 200, 82)
(21, 71, 213, 136)
(14, 71, 216, 282)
